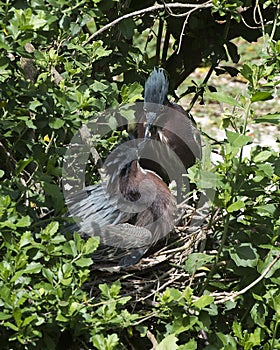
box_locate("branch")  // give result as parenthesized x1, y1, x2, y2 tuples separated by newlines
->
(82, 2, 213, 46)
(215, 254, 280, 304)
(176, 1, 215, 54)
(147, 330, 158, 350)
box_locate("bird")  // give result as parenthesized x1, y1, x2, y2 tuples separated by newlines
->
(137, 67, 202, 198)
(65, 140, 176, 268)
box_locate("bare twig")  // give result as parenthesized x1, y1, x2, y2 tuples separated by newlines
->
(0, 140, 16, 173)
(147, 330, 158, 350)
(215, 254, 280, 304)
(269, 0, 280, 41)
(186, 13, 231, 113)
(82, 2, 213, 46)
(176, 2, 212, 54)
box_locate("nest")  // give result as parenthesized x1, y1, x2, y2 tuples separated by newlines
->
(84, 198, 214, 308)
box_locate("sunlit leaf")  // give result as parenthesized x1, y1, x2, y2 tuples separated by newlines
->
(227, 200, 245, 213)
(251, 91, 273, 102)
(254, 113, 280, 125)
(206, 92, 242, 107)
(156, 334, 179, 350)
(192, 295, 214, 309)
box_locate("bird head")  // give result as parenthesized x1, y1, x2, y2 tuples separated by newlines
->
(144, 67, 169, 139)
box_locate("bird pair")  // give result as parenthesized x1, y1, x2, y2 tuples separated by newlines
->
(66, 67, 201, 268)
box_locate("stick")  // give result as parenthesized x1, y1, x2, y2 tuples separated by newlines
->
(83, 2, 213, 46)
(215, 254, 280, 304)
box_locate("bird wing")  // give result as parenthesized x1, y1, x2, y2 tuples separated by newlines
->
(90, 223, 153, 267)
(97, 223, 152, 249)
(65, 184, 131, 234)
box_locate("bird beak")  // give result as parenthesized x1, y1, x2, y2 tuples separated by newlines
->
(144, 112, 157, 140)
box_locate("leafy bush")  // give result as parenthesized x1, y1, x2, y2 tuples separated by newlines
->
(0, 0, 280, 349)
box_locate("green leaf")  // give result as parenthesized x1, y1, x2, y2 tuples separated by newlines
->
(119, 108, 136, 122)
(92, 334, 106, 350)
(161, 287, 182, 303)
(226, 131, 252, 147)
(92, 81, 108, 92)
(247, 328, 261, 348)
(44, 221, 59, 237)
(69, 301, 80, 316)
(29, 99, 42, 111)
(255, 204, 276, 217)
(99, 283, 111, 299)
(19, 231, 33, 248)
(56, 311, 68, 322)
(229, 243, 258, 267)
(251, 91, 273, 103)
(227, 200, 245, 213)
(258, 163, 274, 177)
(120, 82, 143, 104)
(0, 312, 11, 321)
(24, 262, 43, 274)
(275, 158, 280, 176)
(226, 42, 240, 63)
(13, 307, 22, 327)
(16, 158, 34, 176)
(240, 63, 253, 83)
(22, 315, 37, 327)
(74, 257, 93, 267)
(184, 253, 214, 274)
(196, 170, 220, 189)
(49, 118, 65, 129)
(0, 33, 10, 50)
(92, 333, 119, 350)
(42, 268, 54, 284)
(98, 281, 122, 302)
(86, 18, 97, 34)
(3, 321, 19, 331)
(253, 150, 272, 163)
(254, 113, 280, 125)
(232, 321, 242, 338)
(250, 302, 268, 329)
(192, 295, 214, 309)
(156, 334, 179, 350)
(16, 215, 31, 227)
(92, 41, 112, 60)
(119, 18, 136, 39)
(206, 92, 242, 107)
(84, 237, 99, 254)
(216, 332, 236, 349)
(178, 339, 197, 350)
(104, 334, 119, 349)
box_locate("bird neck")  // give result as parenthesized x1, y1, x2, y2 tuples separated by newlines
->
(121, 160, 138, 178)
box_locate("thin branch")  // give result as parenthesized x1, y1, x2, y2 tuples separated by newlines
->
(186, 13, 231, 113)
(270, 0, 280, 41)
(82, 2, 213, 46)
(161, 25, 170, 64)
(156, 17, 164, 65)
(215, 254, 280, 304)
(175, 0, 212, 53)
(147, 330, 158, 350)
(0, 140, 16, 173)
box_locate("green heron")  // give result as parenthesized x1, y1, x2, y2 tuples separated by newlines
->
(66, 140, 176, 268)
(137, 67, 202, 196)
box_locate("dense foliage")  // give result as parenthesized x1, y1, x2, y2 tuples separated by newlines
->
(0, 0, 279, 349)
